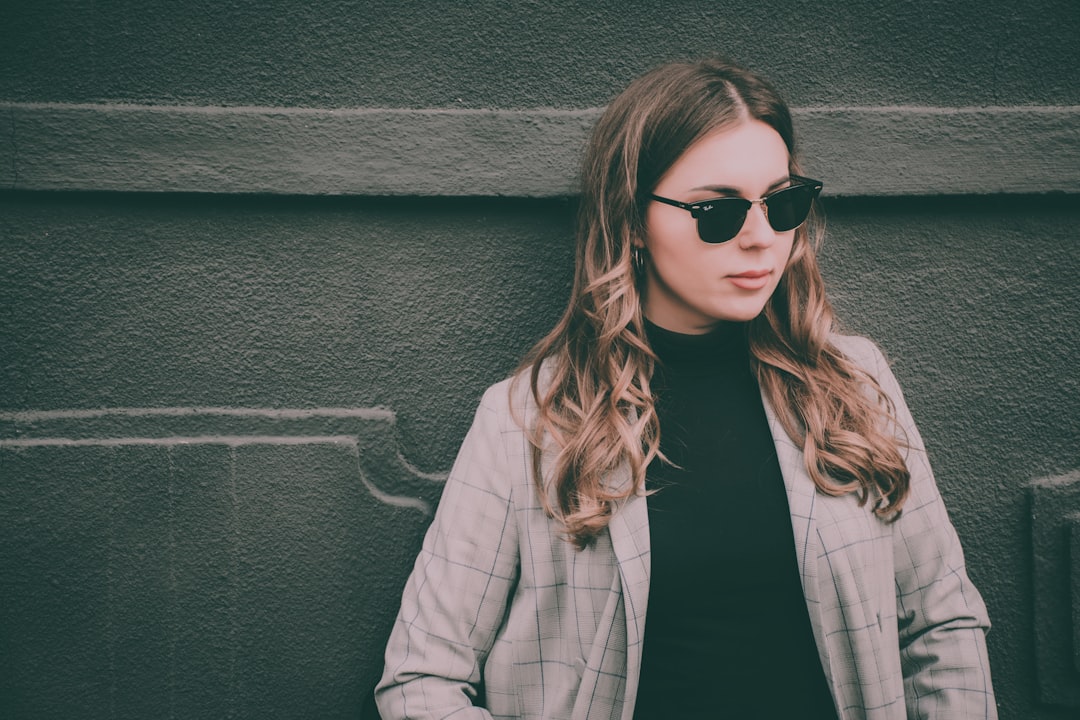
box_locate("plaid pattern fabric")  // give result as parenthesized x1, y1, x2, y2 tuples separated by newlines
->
(376, 336, 996, 719)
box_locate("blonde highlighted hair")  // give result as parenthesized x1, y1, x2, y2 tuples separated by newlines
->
(515, 58, 910, 549)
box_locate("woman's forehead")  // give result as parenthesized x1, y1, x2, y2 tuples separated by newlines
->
(658, 120, 791, 193)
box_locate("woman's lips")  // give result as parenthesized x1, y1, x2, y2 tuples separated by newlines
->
(727, 269, 771, 290)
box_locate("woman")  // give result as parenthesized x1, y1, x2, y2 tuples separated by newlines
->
(376, 58, 995, 719)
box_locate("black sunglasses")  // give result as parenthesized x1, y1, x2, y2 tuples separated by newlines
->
(650, 175, 823, 245)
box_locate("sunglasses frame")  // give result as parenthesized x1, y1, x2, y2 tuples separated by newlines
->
(649, 174, 824, 244)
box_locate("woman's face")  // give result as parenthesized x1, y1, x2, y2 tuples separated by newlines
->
(642, 119, 796, 334)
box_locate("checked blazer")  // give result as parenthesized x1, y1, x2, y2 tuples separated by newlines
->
(376, 335, 996, 719)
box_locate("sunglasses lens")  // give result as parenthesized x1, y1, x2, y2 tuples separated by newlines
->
(695, 199, 749, 244)
(764, 185, 816, 232)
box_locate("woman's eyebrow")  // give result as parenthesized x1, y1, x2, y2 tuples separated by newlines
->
(691, 175, 792, 194)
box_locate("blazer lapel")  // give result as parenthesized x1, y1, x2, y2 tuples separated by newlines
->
(760, 391, 836, 693)
(605, 465, 650, 720)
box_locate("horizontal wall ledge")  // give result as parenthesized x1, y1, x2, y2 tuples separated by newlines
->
(2, 102, 1077, 197)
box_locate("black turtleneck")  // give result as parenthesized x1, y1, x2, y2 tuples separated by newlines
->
(632, 320, 837, 720)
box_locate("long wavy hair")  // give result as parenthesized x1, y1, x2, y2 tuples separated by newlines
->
(515, 58, 911, 549)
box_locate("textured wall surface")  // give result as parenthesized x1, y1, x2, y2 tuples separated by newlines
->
(0, 409, 437, 718)
(3, 105, 1078, 196)
(3, 192, 1079, 717)
(2, 1, 1079, 718)
(0, 193, 576, 470)
(3, 0, 1078, 108)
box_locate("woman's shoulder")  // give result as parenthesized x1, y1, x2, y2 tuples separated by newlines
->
(828, 333, 914, 422)
(472, 365, 547, 435)
(478, 361, 556, 416)
(829, 332, 889, 378)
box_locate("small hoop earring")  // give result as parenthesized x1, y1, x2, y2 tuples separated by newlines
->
(631, 246, 646, 274)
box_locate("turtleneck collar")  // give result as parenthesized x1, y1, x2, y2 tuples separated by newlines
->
(644, 317, 750, 373)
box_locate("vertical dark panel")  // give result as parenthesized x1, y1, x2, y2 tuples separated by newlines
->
(0, 434, 432, 720)
(228, 442, 394, 718)
(0, 446, 116, 719)
(107, 445, 175, 718)
(166, 443, 236, 718)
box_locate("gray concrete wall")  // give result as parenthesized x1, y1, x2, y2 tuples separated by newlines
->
(2, 1, 1079, 718)
(3, 0, 1078, 108)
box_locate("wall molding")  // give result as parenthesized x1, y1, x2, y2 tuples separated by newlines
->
(3, 102, 1078, 197)
(0, 405, 444, 512)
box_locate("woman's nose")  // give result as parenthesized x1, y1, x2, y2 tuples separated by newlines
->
(736, 200, 775, 249)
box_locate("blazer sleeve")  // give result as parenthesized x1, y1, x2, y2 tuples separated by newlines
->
(375, 384, 521, 720)
(866, 341, 997, 719)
